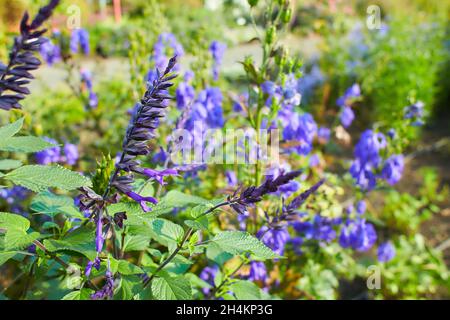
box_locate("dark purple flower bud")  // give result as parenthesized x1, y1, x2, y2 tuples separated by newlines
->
(113, 212, 127, 229)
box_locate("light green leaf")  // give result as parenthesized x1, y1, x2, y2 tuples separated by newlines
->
(30, 191, 83, 218)
(110, 257, 144, 275)
(206, 231, 281, 264)
(148, 218, 184, 246)
(151, 275, 192, 300)
(0, 136, 56, 153)
(163, 190, 209, 207)
(61, 289, 94, 300)
(205, 242, 234, 265)
(229, 280, 268, 300)
(43, 226, 96, 260)
(4, 165, 91, 192)
(0, 118, 23, 141)
(0, 212, 39, 250)
(0, 159, 22, 171)
(4, 230, 40, 250)
(0, 211, 30, 232)
(0, 251, 18, 266)
(115, 275, 142, 300)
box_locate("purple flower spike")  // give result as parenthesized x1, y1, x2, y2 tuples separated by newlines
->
(96, 214, 104, 253)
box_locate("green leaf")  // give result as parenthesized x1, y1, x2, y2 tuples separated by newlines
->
(151, 275, 192, 300)
(0, 136, 56, 153)
(30, 191, 83, 218)
(163, 190, 209, 207)
(0, 212, 39, 250)
(0, 211, 30, 232)
(206, 231, 281, 264)
(205, 242, 234, 265)
(0, 118, 23, 141)
(165, 254, 193, 274)
(122, 232, 151, 252)
(0, 159, 22, 171)
(184, 217, 208, 231)
(115, 275, 142, 300)
(0, 251, 18, 266)
(4, 165, 91, 192)
(148, 218, 184, 246)
(43, 226, 96, 260)
(229, 280, 268, 300)
(110, 257, 144, 275)
(61, 289, 94, 300)
(4, 230, 40, 250)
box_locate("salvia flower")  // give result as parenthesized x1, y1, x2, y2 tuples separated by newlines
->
(317, 127, 331, 143)
(257, 225, 290, 256)
(80, 69, 98, 109)
(340, 106, 355, 128)
(70, 28, 90, 55)
(377, 241, 396, 262)
(108, 56, 178, 212)
(404, 101, 424, 126)
(229, 170, 303, 215)
(35, 137, 60, 164)
(63, 143, 79, 165)
(336, 83, 361, 107)
(247, 261, 268, 283)
(0, 0, 60, 110)
(356, 200, 366, 215)
(199, 265, 218, 295)
(91, 260, 115, 300)
(339, 218, 377, 252)
(381, 154, 404, 185)
(209, 41, 227, 81)
(39, 38, 61, 65)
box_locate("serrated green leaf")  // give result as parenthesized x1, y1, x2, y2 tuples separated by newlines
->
(0, 212, 39, 250)
(0, 212, 30, 232)
(206, 231, 280, 264)
(61, 289, 94, 300)
(0, 118, 23, 141)
(110, 257, 144, 275)
(4, 230, 40, 250)
(184, 217, 208, 231)
(0, 136, 56, 153)
(151, 275, 192, 300)
(0, 159, 22, 171)
(115, 275, 142, 300)
(0, 251, 18, 266)
(206, 242, 234, 265)
(4, 165, 91, 192)
(229, 280, 267, 300)
(148, 218, 184, 246)
(31, 191, 83, 218)
(165, 254, 193, 274)
(163, 190, 209, 207)
(43, 226, 96, 260)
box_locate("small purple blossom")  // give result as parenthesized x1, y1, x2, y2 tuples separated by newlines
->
(35, 137, 60, 164)
(39, 38, 61, 65)
(63, 143, 79, 165)
(209, 41, 226, 81)
(70, 28, 89, 55)
(340, 106, 355, 128)
(377, 241, 396, 262)
(381, 155, 404, 185)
